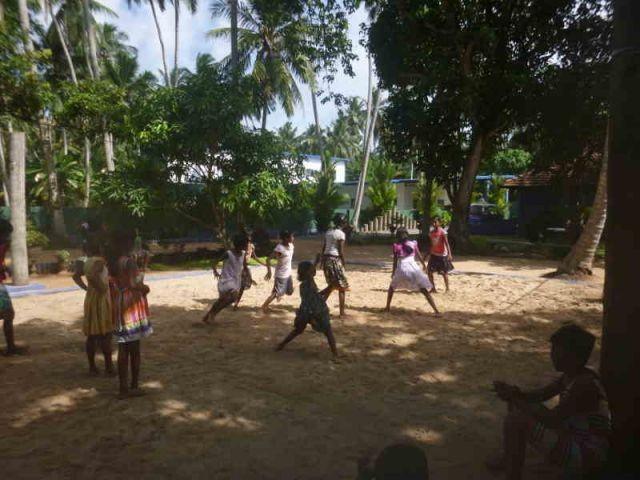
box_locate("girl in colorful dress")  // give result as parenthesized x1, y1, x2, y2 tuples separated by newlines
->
(234, 232, 266, 310)
(262, 231, 295, 313)
(427, 216, 454, 292)
(385, 227, 440, 315)
(276, 261, 337, 358)
(0, 220, 27, 356)
(72, 235, 114, 375)
(107, 231, 152, 399)
(202, 235, 248, 323)
(317, 214, 349, 317)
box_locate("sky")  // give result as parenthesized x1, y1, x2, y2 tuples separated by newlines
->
(99, 1, 372, 133)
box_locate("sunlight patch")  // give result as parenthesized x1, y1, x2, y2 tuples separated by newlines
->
(403, 427, 443, 445)
(11, 388, 98, 428)
(417, 369, 457, 384)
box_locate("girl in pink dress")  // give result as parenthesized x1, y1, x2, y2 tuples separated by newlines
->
(385, 227, 440, 315)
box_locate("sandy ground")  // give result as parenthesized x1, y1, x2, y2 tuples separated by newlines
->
(0, 243, 605, 479)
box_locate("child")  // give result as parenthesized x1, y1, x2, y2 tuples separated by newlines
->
(357, 443, 430, 480)
(426, 216, 454, 292)
(107, 230, 152, 399)
(385, 227, 440, 316)
(276, 261, 337, 358)
(262, 231, 295, 313)
(0, 219, 27, 356)
(489, 323, 610, 479)
(234, 231, 267, 310)
(72, 235, 114, 376)
(202, 235, 248, 323)
(318, 214, 350, 317)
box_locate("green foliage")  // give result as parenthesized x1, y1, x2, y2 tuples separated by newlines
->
(482, 149, 532, 175)
(27, 221, 50, 249)
(487, 175, 509, 219)
(366, 156, 397, 216)
(304, 165, 348, 232)
(27, 151, 85, 204)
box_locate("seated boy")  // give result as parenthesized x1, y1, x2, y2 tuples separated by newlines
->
(488, 323, 610, 480)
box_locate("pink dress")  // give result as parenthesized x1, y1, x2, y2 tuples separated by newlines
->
(391, 240, 433, 291)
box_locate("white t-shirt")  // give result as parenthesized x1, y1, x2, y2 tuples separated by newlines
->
(274, 243, 294, 278)
(324, 228, 345, 256)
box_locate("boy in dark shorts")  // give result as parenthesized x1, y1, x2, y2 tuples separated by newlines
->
(488, 323, 610, 479)
(276, 261, 337, 358)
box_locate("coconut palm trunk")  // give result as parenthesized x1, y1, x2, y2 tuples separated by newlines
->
(310, 82, 325, 169)
(261, 107, 268, 132)
(40, 121, 66, 238)
(18, 0, 34, 52)
(83, 137, 92, 207)
(601, 1, 640, 472)
(230, 0, 238, 73)
(150, 0, 171, 86)
(82, 0, 100, 78)
(354, 55, 373, 218)
(557, 122, 609, 275)
(8, 133, 29, 285)
(0, 131, 10, 207)
(352, 90, 381, 230)
(173, 0, 180, 87)
(48, 0, 78, 84)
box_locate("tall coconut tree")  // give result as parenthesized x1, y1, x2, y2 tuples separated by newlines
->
(172, 0, 198, 87)
(125, 0, 170, 86)
(209, 0, 314, 131)
(8, 133, 29, 285)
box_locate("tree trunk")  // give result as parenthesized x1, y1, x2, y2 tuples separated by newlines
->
(230, 0, 238, 74)
(82, 0, 100, 79)
(103, 123, 114, 172)
(173, 0, 180, 87)
(310, 82, 325, 168)
(557, 122, 609, 275)
(355, 55, 374, 207)
(8, 133, 29, 286)
(352, 90, 381, 230)
(39, 121, 66, 238)
(0, 2, 5, 24)
(62, 128, 68, 155)
(601, 1, 640, 474)
(83, 137, 92, 208)
(0, 131, 10, 208)
(449, 132, 487, 249)
(149, 0, 171, 87)
(17, 0, 34, 52)
(421, 174, 433, 234)
(48, 0, 78, 84)
(261, 107, 268, 132)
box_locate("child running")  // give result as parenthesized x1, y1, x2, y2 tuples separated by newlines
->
(0, 220, 27, 355)
(107, 230, 152, 399)
(488, 323, 610, 480)
(385, 227, 440, 316)
(276, 261, 337, 358)
(318, 214, 350, 317)
(202, 235, 248, 324)
(262, 231, 295, 313)
(234, 231, 266, 310)
(426, 216, 454, 292)
(72, 235, 114, 376)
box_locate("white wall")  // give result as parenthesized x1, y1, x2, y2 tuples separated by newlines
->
(302, 157, 346, 183)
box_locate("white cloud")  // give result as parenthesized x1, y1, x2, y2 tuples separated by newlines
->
(98, 1, 372, 132)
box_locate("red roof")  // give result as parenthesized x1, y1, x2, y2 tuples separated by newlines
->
(503, 170, 555, 188)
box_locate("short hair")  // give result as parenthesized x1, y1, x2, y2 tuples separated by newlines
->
(550, 323, 596, 366)
(374, 443, 429, 480)
(333, 213, 346, 228)
(432, 216, 441, 223)
(280, 230, 292, 241)
(297, 260, 315, 281)
(396, 226, 409, 240)
(233, 234, 248, 250)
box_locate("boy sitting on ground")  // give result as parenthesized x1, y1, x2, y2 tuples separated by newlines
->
(488, 323, 610, 480)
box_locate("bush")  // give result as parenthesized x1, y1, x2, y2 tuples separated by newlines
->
(27, 221, 50, 249)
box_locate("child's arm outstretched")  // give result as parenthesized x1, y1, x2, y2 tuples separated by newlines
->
(493, 377, 563, 404)
(212, 251, 226, 279)
(264, 250, 277, 280)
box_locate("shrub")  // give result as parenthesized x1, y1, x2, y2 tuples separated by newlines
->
(27, 221, 50, 249)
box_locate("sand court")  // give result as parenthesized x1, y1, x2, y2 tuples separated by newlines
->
(0, 247, 604, 479)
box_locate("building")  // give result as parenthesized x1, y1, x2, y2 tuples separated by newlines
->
(301, 154, 350, 183)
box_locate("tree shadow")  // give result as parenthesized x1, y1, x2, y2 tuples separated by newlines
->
(0, 294, 602, 479)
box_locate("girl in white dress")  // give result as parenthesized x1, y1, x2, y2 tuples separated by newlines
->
(385, 227, 440, 316)
(202, 235, 248, 324)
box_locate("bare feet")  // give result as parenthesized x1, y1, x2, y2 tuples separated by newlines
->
(430, 288, 438, 294)
(484, 453, 506, 472)
(202, 313, 211, 325)
(118, 388, 147, 400)
(89, 367, 100, 376)
(105, 368, 117, 377)
(383, 306, 391, 313)
(262, 306, 270, 314)
(275, 343, 284, 352)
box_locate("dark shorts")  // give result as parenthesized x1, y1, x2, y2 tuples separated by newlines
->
(0, 284, 12, 312)
(273, 276, 294, 298)
(294, 310, 331, 334)
(241, 268, 253, 290)
(427, 255, 454, 274)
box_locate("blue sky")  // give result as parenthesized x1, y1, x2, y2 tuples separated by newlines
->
(99, 1, 372, 133)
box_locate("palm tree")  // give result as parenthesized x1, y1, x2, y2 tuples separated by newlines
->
(557, 122, 609, 275)
(125, 0, 170, 86)
(172, 0, 198, 87)
(276, 122, 301, 153)
(8, 133, 29, 285)
(209, 0, 314, 130)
